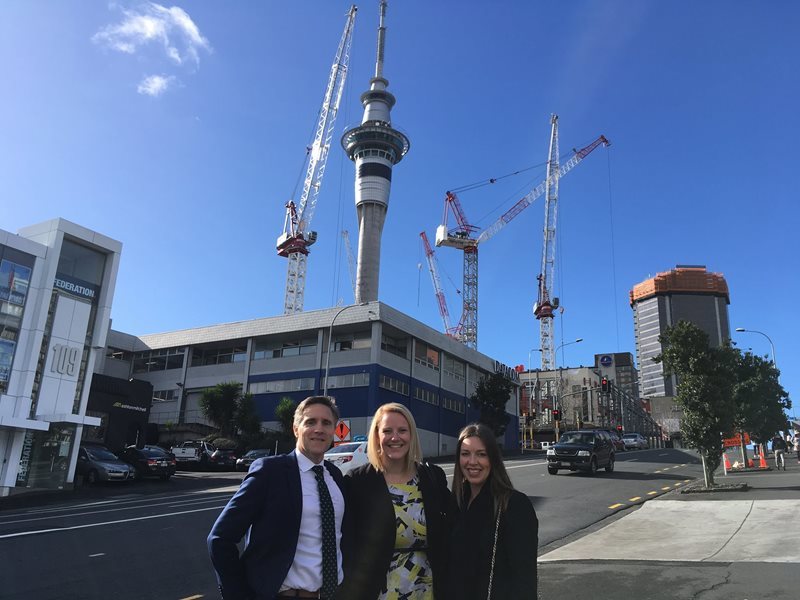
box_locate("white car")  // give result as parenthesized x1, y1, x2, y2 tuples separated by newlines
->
(622, 433, 649, 450)
(325, 441, 369, 474)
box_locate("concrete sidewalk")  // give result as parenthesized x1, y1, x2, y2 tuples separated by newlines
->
(538, 466, 800, 599)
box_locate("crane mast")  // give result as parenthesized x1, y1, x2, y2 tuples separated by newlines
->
(420, 231, 458, 337)
(534, 114, 560, 370)
(277, 6, 357, 314)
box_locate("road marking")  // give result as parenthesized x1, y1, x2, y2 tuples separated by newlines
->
(628, 496, 641, 502)
(681, 463, 687, 467)
(684, 479, 691, 483)
(659, 453, 669, 456)
(608, 503, 625, 509)
(88, 553, 105, 558)
(647, 491, 657, 496)
(628, 458, 638, 462)
(654, 470, 662, 473)
(0, 505, 227, 540)
(674, 482, 682, 487)
(179, 596, 203, 600)
(661, 486, 671, 491)
(506, 460, 547, 470)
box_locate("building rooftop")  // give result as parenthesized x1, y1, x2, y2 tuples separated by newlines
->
(629, 265, 729, 305)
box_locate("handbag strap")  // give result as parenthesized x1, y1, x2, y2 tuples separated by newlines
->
(486, 507, 502, 600)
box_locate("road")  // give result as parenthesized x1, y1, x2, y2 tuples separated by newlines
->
(0, 448, 701, 600)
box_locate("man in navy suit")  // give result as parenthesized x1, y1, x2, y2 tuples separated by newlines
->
(208, 396, 346, 600)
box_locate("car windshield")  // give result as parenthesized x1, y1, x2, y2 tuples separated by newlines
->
(85, 447, 119, 461)
(245, 450, 270, 458)
(326, 442, 362, 454)
(559, 433, 594, 445)
(622, 434, 637, 440)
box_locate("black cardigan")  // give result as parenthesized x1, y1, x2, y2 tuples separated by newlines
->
(446, 485, 538, 600)
(340, 462, 452, 600)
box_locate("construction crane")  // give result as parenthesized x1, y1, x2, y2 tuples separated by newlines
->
(434, 118, 609, 349)
(276, 6, 357, 314)
(420, 231, 459, 339)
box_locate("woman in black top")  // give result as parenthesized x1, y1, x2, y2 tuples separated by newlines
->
(341, 402, 451, 600)
(447, 423, 538, 600)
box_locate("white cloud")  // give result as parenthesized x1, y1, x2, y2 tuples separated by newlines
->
(93, 2, 211, 67)
(137, 74, 176, 96)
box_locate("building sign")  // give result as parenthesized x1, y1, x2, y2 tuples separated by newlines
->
(0, 259, 31, 306)
(599, 355, 613, 368)
(16, 430, 35, 486)
(54, 275, 99, 302)
(50, 343, 80, 377)
(494, 360, 520, 383)
(112, 401, 147, 413)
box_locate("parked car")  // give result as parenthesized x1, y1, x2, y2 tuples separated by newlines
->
(170, 440, 216, 470)
(546, 430, 615, 476)
(118, 445, 177, 480)
(208, 449, 238, 471)
(76, 444, 135, 484)
(622, 433, 649, 450)
(597, 429, 626, 452)
(236, 449, 272, 472)
(325, 441, 368, 475)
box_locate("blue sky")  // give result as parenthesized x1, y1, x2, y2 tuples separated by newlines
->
(2, 1, 798, 414)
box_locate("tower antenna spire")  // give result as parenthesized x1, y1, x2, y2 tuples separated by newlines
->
(375, 0, 387, 78)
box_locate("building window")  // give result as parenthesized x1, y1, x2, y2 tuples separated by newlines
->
(153, 389, 180, 403)
(134, 347, 186, 373)
(249, 378, 316, 394)
(414, 340, 439, 371)
(442, 353, 465, 381)
(253, 337, 317, 360)
(379, 374, 409, 396)
(190, 346, 247, 367)
(334, 331, 371, 352)
(442, 396, 465, 413)
(323, 372, 370, 389)
(381, 334, 408, 358)
(413, 386, 439, 406)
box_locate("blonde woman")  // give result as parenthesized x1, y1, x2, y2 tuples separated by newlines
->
(341, 402, 451, 600)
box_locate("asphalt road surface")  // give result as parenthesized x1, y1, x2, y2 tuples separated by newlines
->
(0, 448, 702, 600)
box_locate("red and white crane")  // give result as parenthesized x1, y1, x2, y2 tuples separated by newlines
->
(434, 117, 609, 350)
(420, 231, 460, 339)
(276, 6, 357, 314)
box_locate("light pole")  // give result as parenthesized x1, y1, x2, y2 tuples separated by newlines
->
(734, 328, 777, 371)
(553, 338, 582, 440)
(323, 303, 373, 396)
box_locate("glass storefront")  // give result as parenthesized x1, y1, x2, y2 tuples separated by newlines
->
(16, 424, 77, 489)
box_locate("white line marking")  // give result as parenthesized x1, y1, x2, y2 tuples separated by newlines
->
(0, 505, 227, 540)
(89, 553, 105, 557)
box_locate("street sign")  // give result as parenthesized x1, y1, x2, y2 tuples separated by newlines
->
(334, 419, 351, 443)
(723, 433, 751, 448)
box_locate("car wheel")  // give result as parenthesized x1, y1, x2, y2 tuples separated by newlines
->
(547, 467, 559, 475)
(86, 469, 99, 484)
(605, 455, 615, 472)
(588, 457, 598, 476)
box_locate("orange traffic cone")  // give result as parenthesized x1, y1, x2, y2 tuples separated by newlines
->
(759, 453, 768, 469)
(724, 453, 732, 471)
(747, 458, 754, 468)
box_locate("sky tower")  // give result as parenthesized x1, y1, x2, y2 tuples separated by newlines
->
(341, 0, 409, 303)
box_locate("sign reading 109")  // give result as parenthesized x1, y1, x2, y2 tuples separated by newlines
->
(50, 343, 80, 377)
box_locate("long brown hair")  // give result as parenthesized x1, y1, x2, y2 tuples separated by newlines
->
(452, 423, 515, 513)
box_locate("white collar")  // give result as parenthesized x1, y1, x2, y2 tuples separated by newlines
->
(296, 449, 325, 473)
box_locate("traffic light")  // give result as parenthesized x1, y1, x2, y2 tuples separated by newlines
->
(552, 409, 561, 421)
(616, 424, 623, 433)
(601, 377, 610, 393)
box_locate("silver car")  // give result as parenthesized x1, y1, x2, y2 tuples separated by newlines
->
(621, 433, 649, 450)
(77, 445, 135, 483)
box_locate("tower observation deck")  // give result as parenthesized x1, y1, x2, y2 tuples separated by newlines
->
(341, 0, 409, 303)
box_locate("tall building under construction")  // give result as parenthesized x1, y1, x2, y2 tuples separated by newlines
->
(630, 265, 730, 398)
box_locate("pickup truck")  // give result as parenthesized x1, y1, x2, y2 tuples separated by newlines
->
(170, 440, 216, 470)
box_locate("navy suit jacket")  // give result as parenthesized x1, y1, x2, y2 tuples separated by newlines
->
(207, 450, 346, 600)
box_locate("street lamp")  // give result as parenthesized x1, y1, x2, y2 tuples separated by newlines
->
(555, 337, 584, 368)
(734, 328, 777, 369)
(323, 303, 375, 396)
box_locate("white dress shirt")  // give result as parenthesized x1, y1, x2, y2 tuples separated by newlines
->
(281, 451, 345, 592)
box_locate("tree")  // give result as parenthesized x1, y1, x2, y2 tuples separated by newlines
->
(471, 372, 513, 437)
(275, 397, 297, 439)
(199, 382, 242, 438)
(656, 321, 736, 488)
(235, 392, 263, 438)
(732, 351, 790, 451)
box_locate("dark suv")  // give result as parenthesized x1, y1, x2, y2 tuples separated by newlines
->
(546, 429, 615, 476)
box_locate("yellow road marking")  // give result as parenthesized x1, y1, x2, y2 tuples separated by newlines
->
(608, 503, 625, 509)
(661, 486, 671, 491)
(628, 496, 641, 502)
(647, 491, 657, 496)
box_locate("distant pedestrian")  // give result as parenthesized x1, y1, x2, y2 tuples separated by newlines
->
(794, 434, 800, 463)
(772, 434, 787, 470)
(447, 423, 539, 600)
